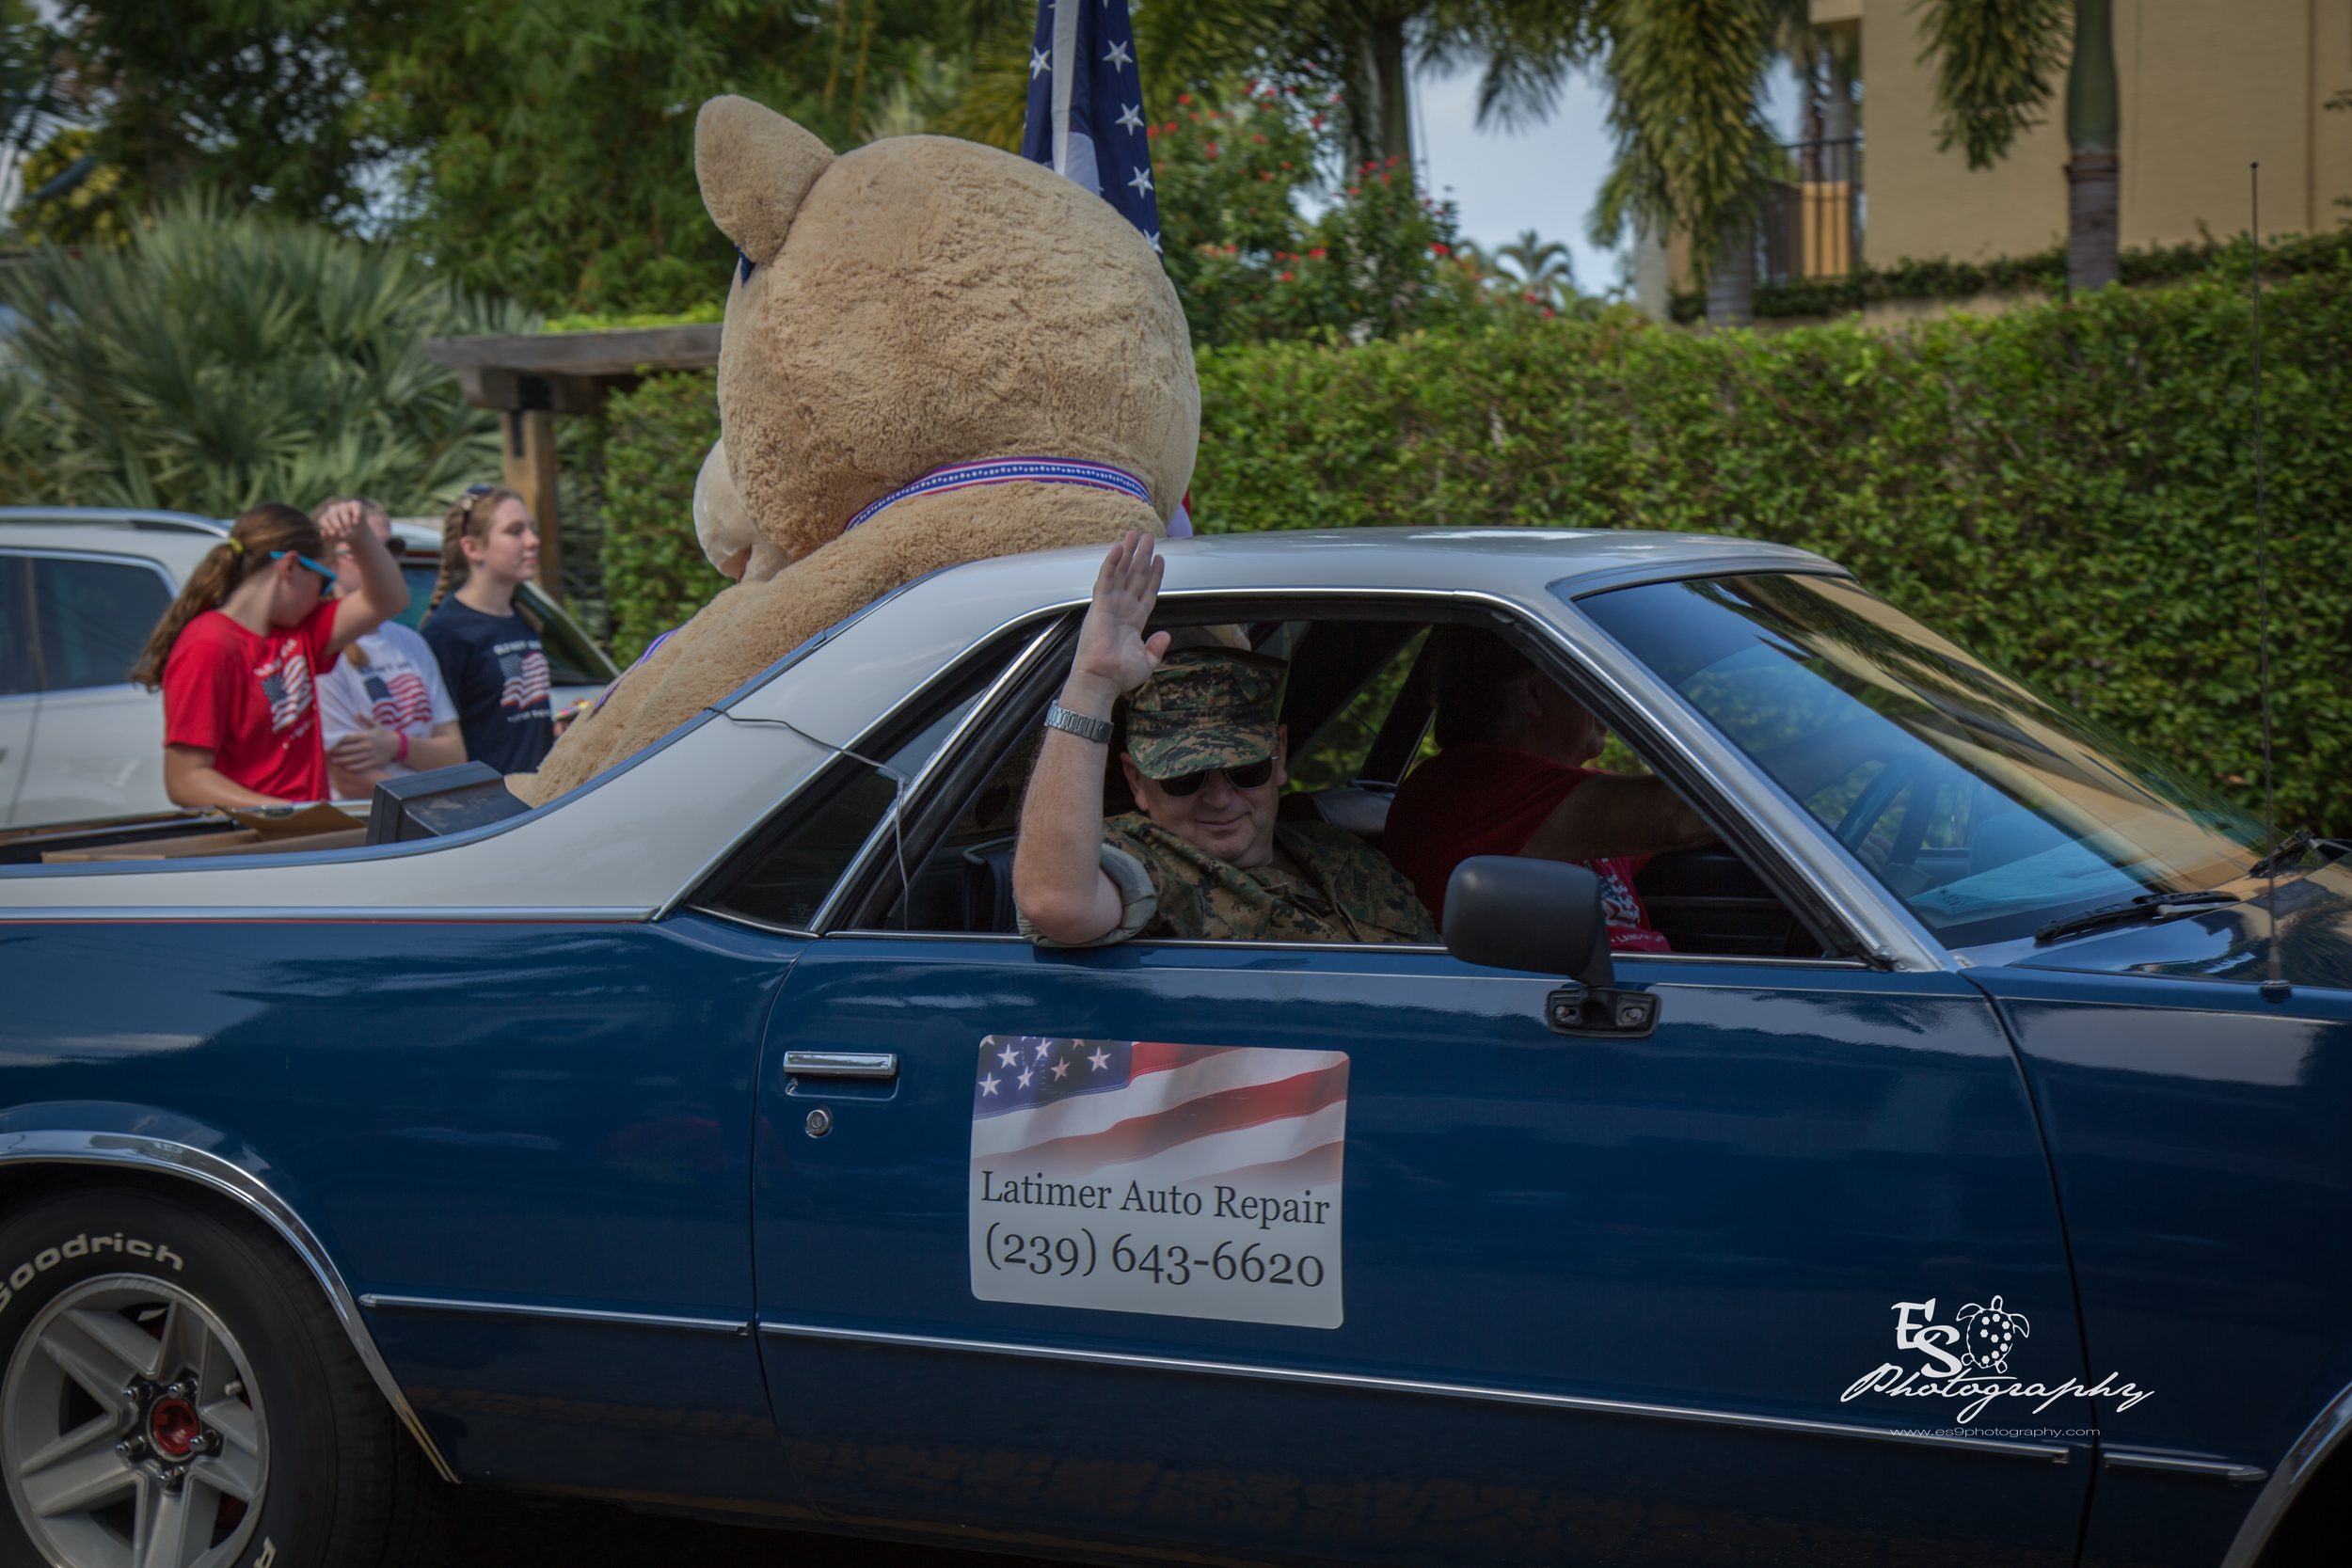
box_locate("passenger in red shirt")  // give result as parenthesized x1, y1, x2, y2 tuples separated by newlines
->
(1384, 628, 1715, 947)
(131, 501, 409, 808)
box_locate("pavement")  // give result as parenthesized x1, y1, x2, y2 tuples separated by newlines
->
(441, 1488, 1073, 1568)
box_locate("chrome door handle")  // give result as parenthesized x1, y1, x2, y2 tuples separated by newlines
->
(784, 1050, 898, 1080)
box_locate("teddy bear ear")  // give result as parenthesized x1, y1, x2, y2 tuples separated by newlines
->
(696, 95, 835, 264)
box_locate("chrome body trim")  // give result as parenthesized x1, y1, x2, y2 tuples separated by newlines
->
(2220, 1379, 2352, 1568)
(358, 1294, 749, 1336)
(0, 906, 656, 925)
(1525, 598, 1947, 974)
(782, 1052, 898, 1080)
(0, 1132, 460, 1485)
(825, 929, 1876, 969)
(755, 1321, 2069, 1464)
(2103, 1449, 2267, 1482)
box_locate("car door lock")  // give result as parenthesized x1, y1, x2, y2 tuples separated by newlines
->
(1547, 985, 1661, 1039)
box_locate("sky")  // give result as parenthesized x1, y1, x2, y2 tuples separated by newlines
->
(1411, 56, 1809, 298)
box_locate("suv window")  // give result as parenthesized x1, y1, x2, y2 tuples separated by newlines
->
(33, 557, 171, 690)
(0, 558, 35, 696)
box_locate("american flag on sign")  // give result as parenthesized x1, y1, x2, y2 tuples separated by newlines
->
(363, 670, 434, 729)
(969, 1037, 1347, 1327)
(973, 1038, 1347, 1199)
(257, 648, 313, 734)
(498, 649, 550, 712)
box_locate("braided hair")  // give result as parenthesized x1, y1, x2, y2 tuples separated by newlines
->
(425, 484, 539, 631)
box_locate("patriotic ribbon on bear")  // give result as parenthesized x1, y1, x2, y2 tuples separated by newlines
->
(840, 456, 1154, 536)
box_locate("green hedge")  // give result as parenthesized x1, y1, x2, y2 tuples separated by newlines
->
(1671, 228, 2352, 322)
(590, 261, 2351, 834)
(1192, 263, 2352, 836)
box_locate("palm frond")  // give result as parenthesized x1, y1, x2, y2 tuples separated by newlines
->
(1915, 0, 2070, 169)
(0, 194, 516, 515)
(1592, 0, 1782, 281)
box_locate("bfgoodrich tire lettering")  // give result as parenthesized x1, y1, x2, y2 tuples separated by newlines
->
(0, 1190, 444, 1568)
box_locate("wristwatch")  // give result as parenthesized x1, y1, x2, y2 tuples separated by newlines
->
(1041, 702, 1114, 745)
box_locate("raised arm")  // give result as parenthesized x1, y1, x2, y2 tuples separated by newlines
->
(1012, 532, 1170, 945)
(319, 501, 408, 657)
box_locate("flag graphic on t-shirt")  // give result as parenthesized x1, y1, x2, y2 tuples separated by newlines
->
(497, 649, 550, 712)
(257, 647, 314, 734)
(362, 670, 435, 729)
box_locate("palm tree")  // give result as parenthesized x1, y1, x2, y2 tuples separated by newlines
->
(1587, 0, 1788, 327)
(0, 196, 525, 515)
(1134, 0, 1597, 170)
(1495, 229, 1578, 302)
(1916, 0, 2117, 292)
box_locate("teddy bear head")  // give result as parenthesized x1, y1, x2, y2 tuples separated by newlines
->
(688, 95, 1199, 579)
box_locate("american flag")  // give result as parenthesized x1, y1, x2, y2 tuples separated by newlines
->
(1021, 0, 1160, 253)
(362, 670, 434, 730)
(257, 648, 313, 734)
(497, 649, 550, 712)
(972, 1037, 1347, 1193)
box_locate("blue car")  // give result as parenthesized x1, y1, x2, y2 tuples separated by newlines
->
(0, 529, 2344, 1568)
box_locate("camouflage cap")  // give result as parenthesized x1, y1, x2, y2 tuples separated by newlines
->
(1124, 648, 1288, 780)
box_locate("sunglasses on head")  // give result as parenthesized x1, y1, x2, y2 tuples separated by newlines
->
(1153, 755, 1276, 797)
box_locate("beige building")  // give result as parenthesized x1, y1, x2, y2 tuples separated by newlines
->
(1820, 0, 2352, 267)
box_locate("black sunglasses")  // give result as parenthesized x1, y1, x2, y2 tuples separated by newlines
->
(1154, 755, 1276, 797)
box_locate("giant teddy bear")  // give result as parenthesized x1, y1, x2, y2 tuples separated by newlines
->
(516, 94, 1198, 804)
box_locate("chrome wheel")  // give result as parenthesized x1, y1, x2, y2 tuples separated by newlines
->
(1, 1275, 267, 1568)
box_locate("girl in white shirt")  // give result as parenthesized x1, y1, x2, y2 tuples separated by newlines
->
(314, 499, 468, 800)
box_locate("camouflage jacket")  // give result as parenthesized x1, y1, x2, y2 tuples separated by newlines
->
(1089, 814, 1438, 945)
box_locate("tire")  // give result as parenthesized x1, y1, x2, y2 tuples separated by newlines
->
(0, 1187, 447, 1568)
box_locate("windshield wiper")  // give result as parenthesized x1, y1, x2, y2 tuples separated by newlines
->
(2247, 829, 2319, 880)
(2034, 891, 2243, 946)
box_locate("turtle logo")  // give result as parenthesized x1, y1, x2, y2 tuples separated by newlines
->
(1955, 1295, 2030, 1373)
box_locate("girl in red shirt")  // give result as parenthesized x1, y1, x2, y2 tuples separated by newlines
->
(131, 501, 409, 808)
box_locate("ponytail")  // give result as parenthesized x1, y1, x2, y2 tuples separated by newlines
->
(425, 484, 539, 631)
(131, 502, 326, 689)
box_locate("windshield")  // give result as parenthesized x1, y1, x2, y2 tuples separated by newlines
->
(1575, 573, 2265, 947)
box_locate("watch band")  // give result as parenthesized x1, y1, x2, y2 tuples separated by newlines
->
(1042, 702, 1114, 745)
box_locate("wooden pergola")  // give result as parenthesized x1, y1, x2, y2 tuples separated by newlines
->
(421, 325, 723, 601)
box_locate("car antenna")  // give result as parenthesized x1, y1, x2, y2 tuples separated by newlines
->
(2250, 163, 2288, 1003)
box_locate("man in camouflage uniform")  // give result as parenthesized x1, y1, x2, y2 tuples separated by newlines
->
(1012, 532, 1435, 947)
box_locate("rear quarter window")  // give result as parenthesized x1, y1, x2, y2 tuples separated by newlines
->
(33, 557, 171, 689)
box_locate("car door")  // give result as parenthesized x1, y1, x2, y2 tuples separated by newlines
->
(736, 604, 2091, 1568)
(1965, 877, 2352, 1568)
(13, 552, 174, 826)
(0, 556, 38, 821)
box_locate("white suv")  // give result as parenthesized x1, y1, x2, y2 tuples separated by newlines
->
(0, 508, 619, 828)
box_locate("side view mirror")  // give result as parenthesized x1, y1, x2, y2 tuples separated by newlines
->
(1443, 857, 1660, 1039)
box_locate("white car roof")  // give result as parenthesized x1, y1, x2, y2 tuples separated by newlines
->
(0, 514, 229, 588)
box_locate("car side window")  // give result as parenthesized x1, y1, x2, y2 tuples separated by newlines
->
(696, 622, 1058, 933)
(860, 605, 1830, 958)
(0, 558, 34, 697)
(32, 558, 171, 691)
